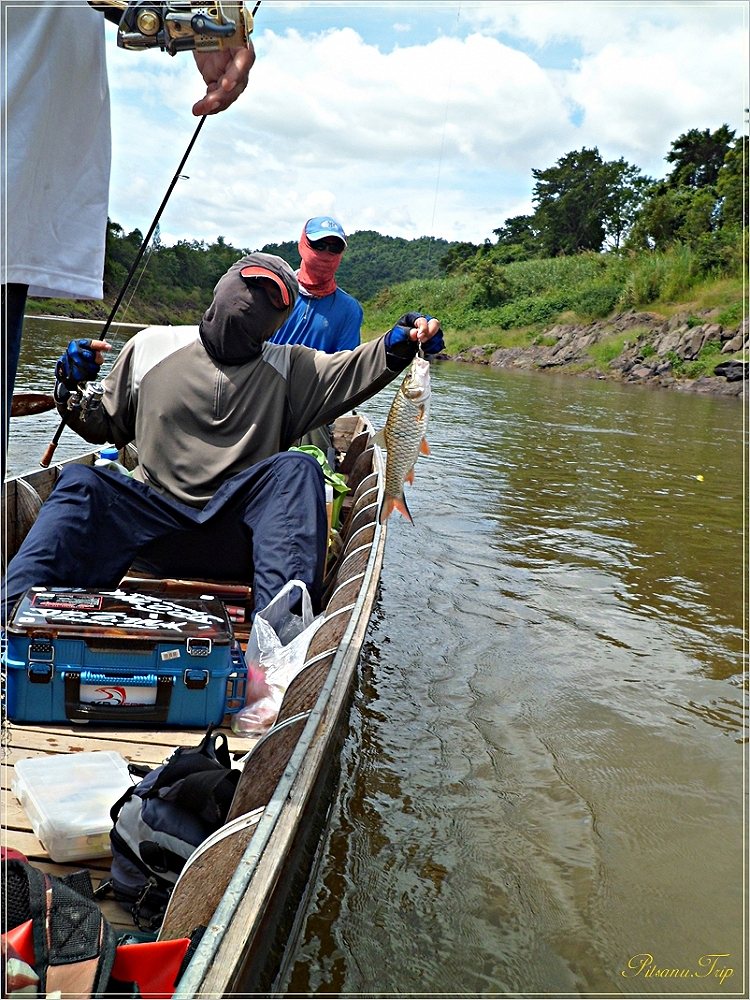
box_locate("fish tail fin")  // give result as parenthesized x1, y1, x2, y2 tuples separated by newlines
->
(380, 495, 414, 524)
(395, 496, 414, 523)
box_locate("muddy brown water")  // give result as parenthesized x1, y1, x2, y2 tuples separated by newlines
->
(8, 318, 747, 996)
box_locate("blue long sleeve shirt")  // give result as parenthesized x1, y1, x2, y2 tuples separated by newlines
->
(270, 287, 363, 353)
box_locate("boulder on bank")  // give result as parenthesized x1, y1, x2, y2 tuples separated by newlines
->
(449, 311, 747, 397)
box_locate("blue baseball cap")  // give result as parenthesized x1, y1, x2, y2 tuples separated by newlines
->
(305, 216, 347, 247)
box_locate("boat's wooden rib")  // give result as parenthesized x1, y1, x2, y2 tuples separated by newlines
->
(0, 478, 43, 568)
(275, 649, 337, 724)
(1, 410, 387, 992)
(225, 711, 312, 823)
(158, 808, 265, 943)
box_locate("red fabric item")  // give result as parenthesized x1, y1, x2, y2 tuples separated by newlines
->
(297, 227, 342, 297)
(2, 919, 189, 1000)
(111, 938, 191, 999)
(0, 848, 28, 863)
(2, 919, 34, 964)
(1, 921, 38, 998)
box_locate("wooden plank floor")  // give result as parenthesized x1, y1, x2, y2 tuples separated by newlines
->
(1, 717, 258, 933)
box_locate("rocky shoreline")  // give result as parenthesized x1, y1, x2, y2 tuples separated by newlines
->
(448, 311, 748, 398)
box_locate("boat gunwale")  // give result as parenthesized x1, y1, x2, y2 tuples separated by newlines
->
(172, 419, 386, 997)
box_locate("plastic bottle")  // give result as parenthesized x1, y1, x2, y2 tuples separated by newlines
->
(325, 483, 334, 538)
(94, 446, 132, 477)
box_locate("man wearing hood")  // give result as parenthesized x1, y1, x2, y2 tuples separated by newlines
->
(2, 253, 443, 619)
(270, 216, 363, 463)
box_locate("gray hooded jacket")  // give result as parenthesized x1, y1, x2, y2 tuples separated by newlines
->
(61, 253, 402, 507)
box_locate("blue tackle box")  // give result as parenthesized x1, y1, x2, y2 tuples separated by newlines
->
(3, 588, 246, 727)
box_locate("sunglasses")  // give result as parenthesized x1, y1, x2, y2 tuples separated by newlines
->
(309, 238, 345, 255)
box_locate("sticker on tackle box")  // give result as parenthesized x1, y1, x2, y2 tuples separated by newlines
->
(11, 588, 230, 637)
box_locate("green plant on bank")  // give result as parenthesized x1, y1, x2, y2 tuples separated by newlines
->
(717, 301, 745, 326)
(586, 334, 632, 368)
(666, 340, 724, 379)
(683, 340, 724, 378)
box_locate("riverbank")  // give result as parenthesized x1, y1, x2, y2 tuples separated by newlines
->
(447, 309, 748, 398)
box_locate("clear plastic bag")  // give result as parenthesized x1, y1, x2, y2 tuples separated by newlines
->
(231, 580, 322, 736)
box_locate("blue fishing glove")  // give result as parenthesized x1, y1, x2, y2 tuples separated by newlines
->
(54, 339, 103, 401)
(384, 312, 445, 364)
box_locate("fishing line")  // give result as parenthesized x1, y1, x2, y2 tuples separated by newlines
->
(40, 113, 208, 467)
(428, 2, 461, 238)
(40, 0, 264, 466)
(99, 239, 159, 378)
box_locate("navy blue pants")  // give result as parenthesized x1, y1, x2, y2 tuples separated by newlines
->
(2, 451, 327, 622)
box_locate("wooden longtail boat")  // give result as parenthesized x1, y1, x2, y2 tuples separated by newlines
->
(1, 411, 387, 996)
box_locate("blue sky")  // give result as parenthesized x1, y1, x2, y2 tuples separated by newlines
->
(104, 1, 749, 250)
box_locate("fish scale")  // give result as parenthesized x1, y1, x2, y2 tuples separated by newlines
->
(373, 355, 431, 523)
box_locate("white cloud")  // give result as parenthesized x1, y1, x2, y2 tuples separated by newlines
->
(106, 3, 748, 248)
(461, 0, 747, 52)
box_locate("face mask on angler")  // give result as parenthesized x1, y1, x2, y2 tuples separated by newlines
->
(297, 230, 344, 297)
(199, 254, 298, 363)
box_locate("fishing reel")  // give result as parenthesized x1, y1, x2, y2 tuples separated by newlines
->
(90, 1, 254, 55)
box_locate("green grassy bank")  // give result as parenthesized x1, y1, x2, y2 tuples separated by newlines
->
(26, 241, 746, 380)
(361, 243, 746, 357)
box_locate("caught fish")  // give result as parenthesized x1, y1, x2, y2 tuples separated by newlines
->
(373, 354, 431, 524)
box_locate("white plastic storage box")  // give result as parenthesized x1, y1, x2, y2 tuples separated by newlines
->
(12, 751, 133, 862)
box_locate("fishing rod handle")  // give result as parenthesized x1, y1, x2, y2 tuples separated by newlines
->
(40, 418, 66, 468)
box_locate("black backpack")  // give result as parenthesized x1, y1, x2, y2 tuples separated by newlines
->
(107, 726, 240, 930)
(2, 859, 126, 997)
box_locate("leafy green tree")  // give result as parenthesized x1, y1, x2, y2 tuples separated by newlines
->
(103, 220, 143, 296)
(492, 215, 539, 261)
(627, 184, 713, 250)
(531, 147, 646, 255)
(665, 125, 735, 189)
(439, 241, 481, 273)
(716, 135, 748, 227)
(601, 159, 653, 249)
(464, 257, 511, 307)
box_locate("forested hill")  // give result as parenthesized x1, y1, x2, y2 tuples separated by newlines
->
(259, 230, 453, 301)
(26, 122, 746, 338)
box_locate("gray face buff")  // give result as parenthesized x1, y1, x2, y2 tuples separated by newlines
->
(199, 254, 298, 364)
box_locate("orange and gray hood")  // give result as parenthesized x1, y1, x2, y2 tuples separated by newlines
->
(199, 252, 299, 363)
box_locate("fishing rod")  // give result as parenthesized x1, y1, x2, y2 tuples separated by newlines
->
(39, 115, 207, 468)
(39, 0, 262, 467)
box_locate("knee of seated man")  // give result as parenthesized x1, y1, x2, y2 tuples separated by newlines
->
(55, 463, 101, 492)
(276, 450, 325, 487)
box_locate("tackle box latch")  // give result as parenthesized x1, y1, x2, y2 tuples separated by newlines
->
(184, 668, 210, 690)
(27, 638, 54, 683)
(186, 637, 212, 657)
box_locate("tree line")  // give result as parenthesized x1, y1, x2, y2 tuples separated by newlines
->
(104, 223, 454, 322)
(444, 125, 745, 277)
(100, 123, 746, 324)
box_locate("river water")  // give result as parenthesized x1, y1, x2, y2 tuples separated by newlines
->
(7, 318, 749, 996)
